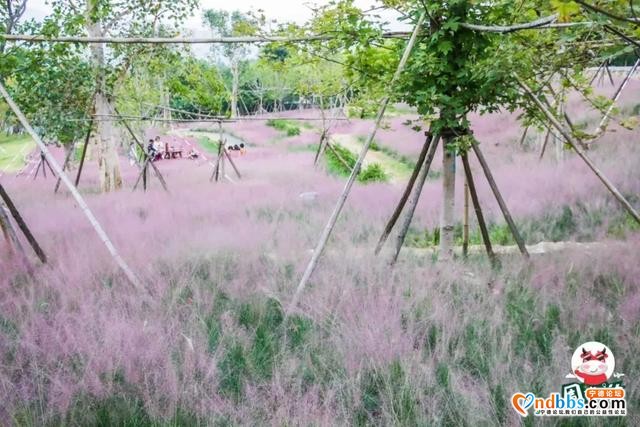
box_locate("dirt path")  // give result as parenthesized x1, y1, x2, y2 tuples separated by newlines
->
(331, 133, 412, 183)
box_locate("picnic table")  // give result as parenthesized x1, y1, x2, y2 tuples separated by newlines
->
(163, 143, 183, 159)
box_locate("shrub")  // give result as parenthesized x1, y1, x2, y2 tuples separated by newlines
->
(325, 143, 388, 183)
(358, 163, 388, 183)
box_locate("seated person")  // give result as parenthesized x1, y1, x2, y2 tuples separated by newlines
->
(187, 148, 199, 159)
(147, 139, 157, 156)
(240, 143, 246, 155)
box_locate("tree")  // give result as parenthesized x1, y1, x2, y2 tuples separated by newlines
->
(0, 0, 27, 54)
(203, 9, 260, 117)
(296, 0, 634, 260)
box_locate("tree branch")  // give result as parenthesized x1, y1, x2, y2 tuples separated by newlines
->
(460, 13, 559, 33)
(575, 0, 640, 25)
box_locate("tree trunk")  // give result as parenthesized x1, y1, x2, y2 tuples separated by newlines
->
(86, 6, 122, 192)
(230, 59, 239, 118)
(439, 134, 456, 261)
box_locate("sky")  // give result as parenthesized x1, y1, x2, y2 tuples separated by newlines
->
(23, 0, 402, 58)
(24, 1, 398, 30)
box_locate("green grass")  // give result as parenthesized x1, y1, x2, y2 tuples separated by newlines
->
(266, 119, 301, 137)
(0, 133, 34, 173)
(360, 136, 416, 176)
(325, 143, 388, 183)
(197, 136, 221, 155)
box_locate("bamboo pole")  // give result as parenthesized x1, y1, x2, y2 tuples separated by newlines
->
(390, 135, 441, 264)
(288, 13, 426, 315)
(0, 182, 47, 263)
(0, 81, 142, 288)
(375, 133, 433, 255)
(461, 153, 495, 262)
(471, 142, 529, 259)
(517, 76, 640, 225)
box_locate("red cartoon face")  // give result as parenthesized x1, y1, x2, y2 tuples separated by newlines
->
(577, 348, 608, 375)
(574, 347, 610, 385)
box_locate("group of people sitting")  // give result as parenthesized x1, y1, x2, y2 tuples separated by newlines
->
(227, 143, 247, 155)
(145, 136, 189, 161)
(142, 136, 247, 163)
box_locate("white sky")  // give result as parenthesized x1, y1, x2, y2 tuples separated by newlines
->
(24, 1, 403, 58)
(25, 1, 399, 30)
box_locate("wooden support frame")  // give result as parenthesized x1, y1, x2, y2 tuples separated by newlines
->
(0, 80, 142, 289)
(517, 76, 640, 226)
(33, 151, 56, 180)
(113, 106, 169, 193)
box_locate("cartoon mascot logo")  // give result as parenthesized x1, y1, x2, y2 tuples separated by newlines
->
(570, 341, 615, 386)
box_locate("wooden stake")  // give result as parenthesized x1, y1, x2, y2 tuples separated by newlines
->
(0, 182, 47, 263)
(55, 142, 76, 193)
(0, 202, 25, 255)
(223, 148, 242, 179)
(33, 156, 42, 180)
(0, 80, 142, 289)
(143, 160, 148, 191)
(375, 134, 433, 255)
(518, 76, 640, 226)
(472, 141, 529, 259)
(288, 13, 426, 314)
(518, 126, 529, 147)
(313, 129, 329, 166)
(461, 153, 495, 262)
(75, 118, 93, 187)
(132, 157, 149, 191)
(390, 135, 440, 264)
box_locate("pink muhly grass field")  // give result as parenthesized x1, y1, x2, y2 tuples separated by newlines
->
(1, 98, 640, 424)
